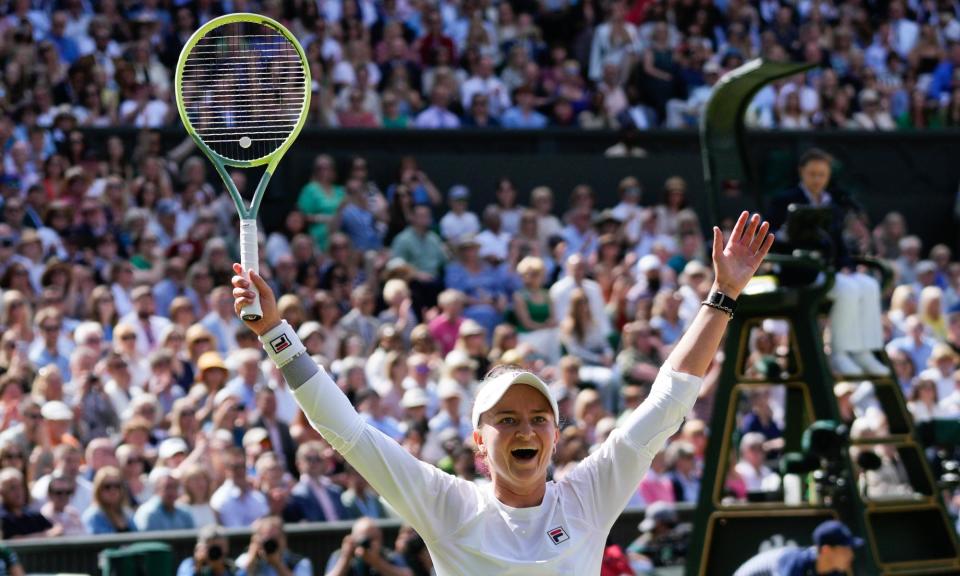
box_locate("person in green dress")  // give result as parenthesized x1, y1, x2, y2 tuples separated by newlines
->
(297, 155, 345, 251)
(510, 256, 560, 363)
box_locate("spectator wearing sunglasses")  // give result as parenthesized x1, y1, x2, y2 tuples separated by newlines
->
(41, 470, 85, 536)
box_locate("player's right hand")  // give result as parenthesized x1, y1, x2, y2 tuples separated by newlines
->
(232, 263, 281, 336)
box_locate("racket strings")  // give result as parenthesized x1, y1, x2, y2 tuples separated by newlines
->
(180, 21, 307, 162)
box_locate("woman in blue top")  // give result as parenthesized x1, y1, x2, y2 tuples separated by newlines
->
(444, 237, 516, 338)
(82, 466, 137, 534)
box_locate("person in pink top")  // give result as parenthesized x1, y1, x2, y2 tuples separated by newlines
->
(428, 289, 466, 355)
(639, 451, 676, 505)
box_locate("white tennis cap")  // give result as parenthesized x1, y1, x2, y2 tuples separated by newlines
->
(471, 370, 559, 429)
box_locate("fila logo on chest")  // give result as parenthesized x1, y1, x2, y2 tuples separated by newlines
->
(547, 526, 569, 545)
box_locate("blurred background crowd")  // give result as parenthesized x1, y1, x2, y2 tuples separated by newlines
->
(0, 0, 957, 573)
(1, 0, 960, 130)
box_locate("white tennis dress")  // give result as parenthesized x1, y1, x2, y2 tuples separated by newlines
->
(269, 325, 701, 575)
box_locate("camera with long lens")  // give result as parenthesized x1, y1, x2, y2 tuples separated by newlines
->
(779, 421, 851, 506)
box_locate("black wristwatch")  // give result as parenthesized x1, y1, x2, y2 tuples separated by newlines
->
(702, 290, 737, 318)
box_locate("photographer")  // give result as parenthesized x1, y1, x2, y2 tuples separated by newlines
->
(236, 516, 311, 576)
(177, 524, 237, 576)
(325, 517, 412, 576)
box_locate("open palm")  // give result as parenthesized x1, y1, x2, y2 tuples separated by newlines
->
(711, 211, 775, 298)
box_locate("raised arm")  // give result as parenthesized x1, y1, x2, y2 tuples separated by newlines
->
(230, 264, 476, 543)
(667, 211, 774, 377)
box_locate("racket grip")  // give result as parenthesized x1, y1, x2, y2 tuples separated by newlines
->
(239, 219, 263, 322)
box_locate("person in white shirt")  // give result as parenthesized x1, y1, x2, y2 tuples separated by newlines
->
(734, 432, 780, 494)
(415, 84, 461, 129)
(118, 286, 171, 357)
(439, 185, 480, 242)
(231, 211, 773, 575)
(210, 446, 268, 528)
(549, 254, 612, 338)
(461, 55, 511, 117)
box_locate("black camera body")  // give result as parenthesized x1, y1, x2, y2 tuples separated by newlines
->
(207, 544, 223, 561)
(263, 539, 279, 555)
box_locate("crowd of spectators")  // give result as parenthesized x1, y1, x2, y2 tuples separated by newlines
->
(0, 4, 958, 569)
(0, 123, 959, 573)
(1, 0, 960, 132)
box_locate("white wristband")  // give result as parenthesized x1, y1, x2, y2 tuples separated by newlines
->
(259, 320, 306, 368)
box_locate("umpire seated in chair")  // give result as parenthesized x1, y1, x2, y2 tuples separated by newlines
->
(767, 148, 889, 377)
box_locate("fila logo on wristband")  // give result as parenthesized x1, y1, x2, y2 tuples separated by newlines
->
(547, 526, 569, 545)
(270, 334, 292, 354)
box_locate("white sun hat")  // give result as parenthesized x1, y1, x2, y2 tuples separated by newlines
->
(471, 370, 559, 429)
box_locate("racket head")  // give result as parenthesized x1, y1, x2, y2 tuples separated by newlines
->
(174, 13, 311, 169)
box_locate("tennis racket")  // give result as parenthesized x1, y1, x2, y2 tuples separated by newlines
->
(175, 13, 311, 321)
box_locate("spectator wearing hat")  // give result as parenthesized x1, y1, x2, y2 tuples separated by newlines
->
(454, 320, 491, 380)
(157, 437, 190, 470)
(210, 446, 268, 528)
(119, 286, 171, 357)
(134, 467, 195, 532)
(0, 467, 54, 538)
(439, 185, 480, 242)
(289, 441, 348, 523)
(253, 387, 297, 477)
(400, 387, 431, 430)
(428, 378, 471, 442)
(734, 519, 863, 576)
(39, 400, 80, 451)
(627, 501, 688, 572)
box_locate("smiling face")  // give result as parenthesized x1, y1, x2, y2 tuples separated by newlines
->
(473, 384, 559, 506)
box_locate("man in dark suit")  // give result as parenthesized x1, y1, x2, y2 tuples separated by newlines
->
(286, 441, 350, 523)
(767, 149, 889, 377)
(253, 387, 298, 477)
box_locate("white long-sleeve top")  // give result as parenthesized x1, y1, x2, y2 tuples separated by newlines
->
(274, 326, 701, 575)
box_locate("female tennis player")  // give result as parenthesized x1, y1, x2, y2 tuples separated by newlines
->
(232, 211, 773, 575)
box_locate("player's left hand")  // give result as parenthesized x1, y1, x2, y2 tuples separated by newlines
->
(711, 211, 774, 299)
